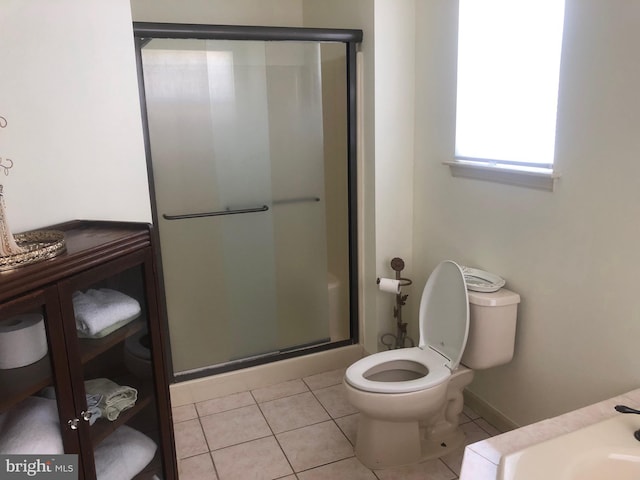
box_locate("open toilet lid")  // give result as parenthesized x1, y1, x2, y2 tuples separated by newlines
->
(418, 260, 469, 370)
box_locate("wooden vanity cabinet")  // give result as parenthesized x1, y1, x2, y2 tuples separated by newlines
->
(0, 221, 177, 480)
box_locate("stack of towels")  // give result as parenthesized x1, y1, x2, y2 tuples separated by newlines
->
(94, 424, 157, 480)
(0, 396, 63, 454)
(73, 289, 141, 338)
(0, 395, 157, 479)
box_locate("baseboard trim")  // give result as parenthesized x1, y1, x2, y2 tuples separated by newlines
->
(170, 344, 364, 407)
(463, 389, 520, 432)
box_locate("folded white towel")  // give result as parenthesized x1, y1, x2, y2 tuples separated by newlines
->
(0, 396, 63, 454)
(73, 288, 141, 337)
(94, 425, 157, 480)
(84, 378, 138, 421)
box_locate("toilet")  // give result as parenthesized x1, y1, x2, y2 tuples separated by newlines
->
(344, 260, 520, 469)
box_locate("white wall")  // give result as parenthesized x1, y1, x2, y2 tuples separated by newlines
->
(414, 0, 640, 426)
(373, 0, 416, 349)
(0, 0, 151, 232)
(301, 0, 380, 355)
(130, 0, 303, 26)
(304, 0, 419, 353)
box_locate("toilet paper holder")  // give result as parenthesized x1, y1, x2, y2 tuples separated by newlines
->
(378, 257, 415, 350)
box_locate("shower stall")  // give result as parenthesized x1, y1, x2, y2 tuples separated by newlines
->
(133, 24, 361, 381)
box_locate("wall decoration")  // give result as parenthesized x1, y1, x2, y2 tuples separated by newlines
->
(0, 115, 66, 269)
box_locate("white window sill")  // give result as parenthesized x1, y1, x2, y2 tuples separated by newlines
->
(444, 160, 560, 191)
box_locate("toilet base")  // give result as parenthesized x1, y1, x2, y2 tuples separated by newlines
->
(356, 417, 421, 468)
(354, 416, 467, 469)
(420, 427, 466, 461)
(352, 367, 474, 469)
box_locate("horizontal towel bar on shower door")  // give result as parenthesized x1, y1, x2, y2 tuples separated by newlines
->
(272, 196, 320, 205)
(162, 205, 269, 220)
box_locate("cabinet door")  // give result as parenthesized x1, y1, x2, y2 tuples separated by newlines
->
(58, 249, 174, 480)
(0, 288, 81, 457)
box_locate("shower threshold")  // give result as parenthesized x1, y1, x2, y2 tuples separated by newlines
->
(174, 337, 332, 381)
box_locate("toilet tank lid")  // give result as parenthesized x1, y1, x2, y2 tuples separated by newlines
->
(468, 288, 520, 307)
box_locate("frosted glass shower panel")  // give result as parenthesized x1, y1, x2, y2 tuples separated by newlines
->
(205, 40, 278, 362)
(143, 40, 278, 371)
(141, 38, 336, 373)
(266, 42, 330, 349)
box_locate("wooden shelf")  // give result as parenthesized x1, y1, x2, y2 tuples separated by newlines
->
(88, 379, 154, 446)
(0, 221, 152, 304)
(78, 317, 146, 365)
(0, 356, 53, 411)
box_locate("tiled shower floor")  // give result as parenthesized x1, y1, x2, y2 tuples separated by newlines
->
(172, 368, 503, 480)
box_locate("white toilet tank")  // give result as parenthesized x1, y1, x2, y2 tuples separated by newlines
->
(461, 288, 520, 370)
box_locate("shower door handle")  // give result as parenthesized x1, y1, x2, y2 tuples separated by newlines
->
(163, 205, 269, 220)
(272, 196, 320, 205)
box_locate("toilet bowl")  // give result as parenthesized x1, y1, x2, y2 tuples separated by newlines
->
(344, 260, 520, 469)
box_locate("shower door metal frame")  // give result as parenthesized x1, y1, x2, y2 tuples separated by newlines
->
(133, 22, 363, 382)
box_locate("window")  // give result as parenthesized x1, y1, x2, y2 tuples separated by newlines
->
(449, 0, 566, 189)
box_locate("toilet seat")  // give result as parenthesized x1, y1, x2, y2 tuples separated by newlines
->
(345, 347, 451, 394)
(418, 260, 469, 370)
(345, 260, 470, 395)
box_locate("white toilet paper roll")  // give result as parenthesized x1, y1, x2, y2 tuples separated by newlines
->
(378, 278, 401, 294)
(0, 314, 48, 369)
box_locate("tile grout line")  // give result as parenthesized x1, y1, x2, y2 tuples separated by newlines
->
(307, 381, 358, 447)
(282, 375, 363, 476)
(304, 382, 367, 475)
(267, 377, 359, 476)
(250, 389, 298, 478)
(195, 409, 223, 480)
(472, 418, 503, 437)
(439, 455, 461, 480)
(251, 379, 311, 404)
(194, 392, 257, 419)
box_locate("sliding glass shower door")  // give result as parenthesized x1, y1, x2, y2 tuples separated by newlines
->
(140, 36, 349, 376)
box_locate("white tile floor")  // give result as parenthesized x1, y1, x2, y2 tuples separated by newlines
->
(172, 368, 502, 480)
